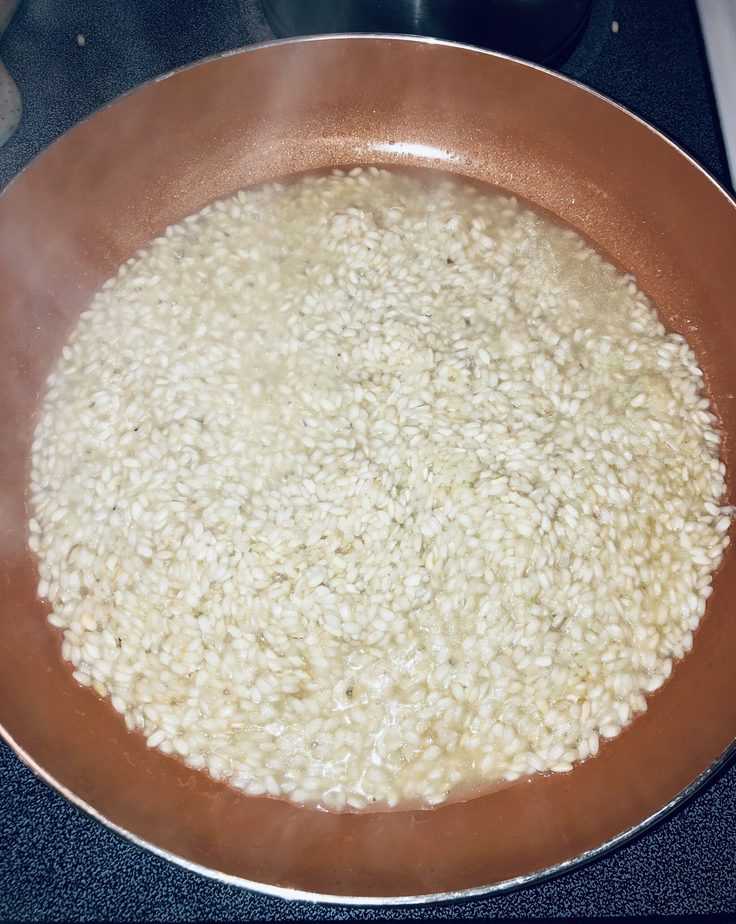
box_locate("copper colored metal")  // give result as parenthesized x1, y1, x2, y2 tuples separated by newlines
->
(1, 37, 736, 904)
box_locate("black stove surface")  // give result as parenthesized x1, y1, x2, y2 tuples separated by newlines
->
(1, 1, 734, 919)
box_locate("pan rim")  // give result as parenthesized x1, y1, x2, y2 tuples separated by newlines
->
(1, 32, 735, 907)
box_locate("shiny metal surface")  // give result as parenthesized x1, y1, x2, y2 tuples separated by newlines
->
(1, 35, 736, 904)
(261, 0, 592, 64)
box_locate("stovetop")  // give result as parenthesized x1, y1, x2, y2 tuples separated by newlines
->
(1, 1, 735, 919)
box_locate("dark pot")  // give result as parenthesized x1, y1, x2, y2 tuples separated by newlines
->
(261, 0, 592, 65)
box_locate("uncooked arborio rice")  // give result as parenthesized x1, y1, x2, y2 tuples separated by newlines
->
(29, 167, 732, 810)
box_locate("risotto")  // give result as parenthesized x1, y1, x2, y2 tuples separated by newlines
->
(28, 167, 731, 810)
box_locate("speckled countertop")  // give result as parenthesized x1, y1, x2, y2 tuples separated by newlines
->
(1, 1, 735, 919)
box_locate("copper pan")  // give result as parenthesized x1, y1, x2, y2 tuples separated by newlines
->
(1, 36, 736, 904)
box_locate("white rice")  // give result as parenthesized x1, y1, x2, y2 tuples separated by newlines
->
(29, 166, 731, 811)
